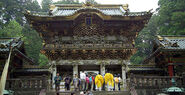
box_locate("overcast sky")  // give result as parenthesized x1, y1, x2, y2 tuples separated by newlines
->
(38, 0, 159, 12)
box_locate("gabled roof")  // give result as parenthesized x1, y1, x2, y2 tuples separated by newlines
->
(24, 3, 152, 21)
(156, 35, 185, 50)
(49, 4, 127, 16)
(0, 38, 36, 64)
(142, 35, 185, 64)
(52, 7, 124, 16)
(0, 38, 23, 52)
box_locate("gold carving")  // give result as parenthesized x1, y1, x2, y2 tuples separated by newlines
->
(50, 5, 56, 11)
(122, 4, 129, 11)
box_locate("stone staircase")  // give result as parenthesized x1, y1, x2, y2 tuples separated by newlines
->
(47, 91, 130, 95)
(49, 81, 130, 95)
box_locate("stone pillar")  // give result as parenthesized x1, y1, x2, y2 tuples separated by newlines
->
(122, 65, 127, 91)
(73, 65, 78, 77)
(52, 61, 57, 88)
(100, 64, 105, 75)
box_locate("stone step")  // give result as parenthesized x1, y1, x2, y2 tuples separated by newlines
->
(47, 91, 130, 95)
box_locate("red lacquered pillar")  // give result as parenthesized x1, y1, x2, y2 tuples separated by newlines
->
(168, 65, 174, 77)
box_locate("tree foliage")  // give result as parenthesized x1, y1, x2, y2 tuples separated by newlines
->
(25, 0, 41, 12)
(22, 25, 43, 63)
(130, 15, 158, 64)
(54, 0, 80, 4)
(0, 20, 23, 37)
(0, 0, 24, 26)
(131, 0, 185, 64)
(41, 0, 53, 12)
(39, 53, 49, 66)
(0, 0, 45, 65)
(158, 0, 185, 35)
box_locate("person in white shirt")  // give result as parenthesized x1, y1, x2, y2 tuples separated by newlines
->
(118, 74, 122, 91)
(80, 71, 86, 91)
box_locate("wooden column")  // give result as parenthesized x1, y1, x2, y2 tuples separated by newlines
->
(168, 64, 174, 77)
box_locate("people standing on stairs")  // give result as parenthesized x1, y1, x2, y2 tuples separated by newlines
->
(80, 71, 86, 91)
(65, 75, 72, 91)
(102, 74, 105, 91)
(114, 74, 119, 91)
(89, 74, 95, 91)
(118, 74, 122, 91)
(54, 73, 62, 92)
(73, 74, 79, 91)
(78, 78, 81, 91)
(85, 74, 90, 91)
(104, 73, 114, 91)
(95, 74, 104, 91)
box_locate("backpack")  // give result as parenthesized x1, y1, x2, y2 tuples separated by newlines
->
(115, 77, 119, 83)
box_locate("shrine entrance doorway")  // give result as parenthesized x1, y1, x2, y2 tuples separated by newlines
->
(78, 65, 100, 76)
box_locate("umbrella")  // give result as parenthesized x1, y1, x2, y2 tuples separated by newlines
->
(3, 90, 14, 95)
(166, 86, 184, 93)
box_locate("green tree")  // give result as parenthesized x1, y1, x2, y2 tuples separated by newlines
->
(0, 0, 41, 26)
(25, 0, 41, 12)
(130, 15, 158, 64)
(22, 25, 43, 64)
(85, 0, 97, 4)
(0, 20, 23, 37)
(158, 0, 185, 35)
(22, 0, 42, 64)
(54, 0, 79, 4)
(41, 0, 53, 12)
(0, 0, 24, 25)
(39, 54, 49, 66)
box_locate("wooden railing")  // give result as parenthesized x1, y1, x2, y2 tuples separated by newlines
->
(5, 76, 48, 91)
(130, 74, 185, 89)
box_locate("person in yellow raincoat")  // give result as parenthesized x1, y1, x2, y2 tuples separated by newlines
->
(104, 73, 114, 91)
(95, 74, 104, 91)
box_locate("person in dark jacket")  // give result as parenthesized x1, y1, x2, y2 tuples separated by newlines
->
(65, 75, 72, 91)
(54, 73, 62, 92)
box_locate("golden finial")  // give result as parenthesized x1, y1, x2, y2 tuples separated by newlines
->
(25, 10, 31, 14)
(157, 35, 163, 41)
(122, 4, 129, 11)
(83, 0, 93, 6)
(50, 4, 56, 11)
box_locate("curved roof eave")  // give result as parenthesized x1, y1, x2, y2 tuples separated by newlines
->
(24, 12, 152, 22)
